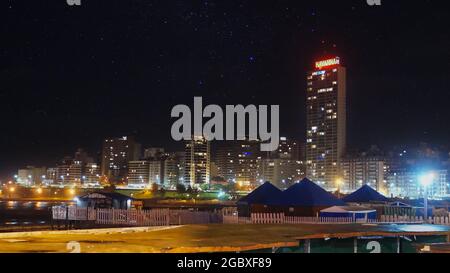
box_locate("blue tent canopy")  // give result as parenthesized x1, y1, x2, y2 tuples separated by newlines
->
(238, 182, 282, 205)
(342, 185, 389, 203)
(268, 178, 345, 207)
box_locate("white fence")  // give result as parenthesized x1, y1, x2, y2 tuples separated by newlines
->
(53, 206, 450, 226)
(96, 208, 169, 226)
(223, 215, 251, 224)
(52, 206, 221, 226)
(380, 214, 450, 225)
(223, 213, 450, 225)
(222, 213, 368, 224)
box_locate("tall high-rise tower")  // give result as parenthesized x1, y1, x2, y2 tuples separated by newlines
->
(101, 136, 141, 184)
(184, 136, 210, 188)
(305, 57, 346, 190)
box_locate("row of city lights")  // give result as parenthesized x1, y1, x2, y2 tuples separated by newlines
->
(1, 185, 77, 195)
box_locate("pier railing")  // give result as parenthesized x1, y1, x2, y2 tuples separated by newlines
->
(223, 213, 450, 225)
(222, 213, 369, 224)
(52, 206, 222, 226)
(53, 206, 450, 226)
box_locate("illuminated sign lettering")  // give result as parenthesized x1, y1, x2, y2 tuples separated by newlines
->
(317, 88, 334, 93)
(315, 57, 340, 69)
(312, 71, 325, 76)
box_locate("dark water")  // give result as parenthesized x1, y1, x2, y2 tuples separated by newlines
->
(0, 200, 73, 227)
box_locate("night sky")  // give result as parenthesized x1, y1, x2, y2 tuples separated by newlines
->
(1, 0, 450, 178)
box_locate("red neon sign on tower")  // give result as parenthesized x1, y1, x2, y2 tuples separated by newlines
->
(315, 57, 340, 70)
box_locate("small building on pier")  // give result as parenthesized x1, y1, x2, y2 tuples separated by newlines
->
(76, 192, 133, 209)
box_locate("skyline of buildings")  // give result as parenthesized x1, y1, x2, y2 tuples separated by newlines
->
(11, 136, 450, 199)
(7, 56, 450, 199)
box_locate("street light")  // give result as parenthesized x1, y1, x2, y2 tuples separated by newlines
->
(336, 178, 344, 198)
(419, 172, 435, 222)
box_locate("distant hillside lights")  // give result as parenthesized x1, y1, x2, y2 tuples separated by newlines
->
(171, 97, 280, 152)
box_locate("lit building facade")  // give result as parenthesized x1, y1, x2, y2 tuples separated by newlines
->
(271, 137, 301, 160)
(148, 160, 163, 185)
(387, 170, 449, 199)
(215, 139, 260, 187)
(54, 149, 98, 186)
(84, 163, 100, 186)
(56, 157, 82, 185)
(101, 136, 141, 184)
(163, 152, 184, 189)
(306, 57, 346, 190)
(16, 166, 46, 186)
(127, 152, 184, 189)
(144, 147, 165, 159)
(127, 161, 150, 188)
(184, 136, 210, 188)
(257, 158, 305, 189)
(43, 167, 57, 185)
(215, 145, 235, 183)
(340, 157, 388, 194)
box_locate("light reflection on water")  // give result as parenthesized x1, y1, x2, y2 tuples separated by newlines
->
(7, 201, 18, 208)
(0, 200, 68, 210)
(0, 200, 73, 227)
